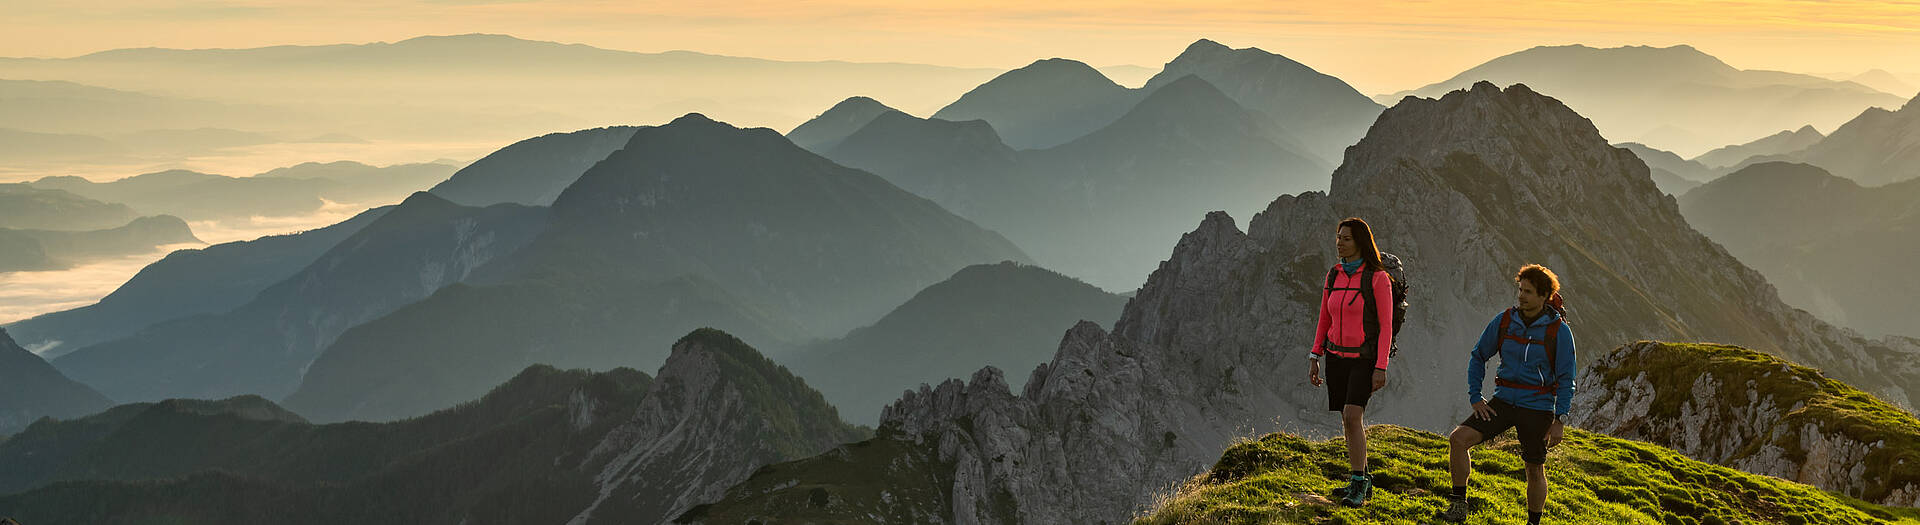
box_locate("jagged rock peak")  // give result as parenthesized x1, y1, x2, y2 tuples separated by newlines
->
(1329, 81, 1629, 197)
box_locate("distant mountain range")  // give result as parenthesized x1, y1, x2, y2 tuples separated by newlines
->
(1613, 142, 1711, 194)
(0, 34, 1007, 142)
(0, 183, 138, 231)
(0, 328, 110, 435)
(282, 114, 1028, 423)
(1693, 125, 1825, 169)
(1789, 92, 1920, 186)
(1846, 69, 1918, 98)
(53, 193, 547, 402)
(1142, 39, 1384, 165)
(1391, 44, 1904, 157)
(931, 58, 1140, 150)
(798, 60, 1340, 289)
(2, 206, 387, 357)
(1679, 161, 1920, 337)
(29, 162, 454, 220)
(0, 215, 198, 273)
(920, 39, 1381, 166)
(0, 79, 303, 138)
(786, 261, 1127, 425)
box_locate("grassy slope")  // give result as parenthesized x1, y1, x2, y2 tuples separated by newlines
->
(1140, 425, 1920, 525)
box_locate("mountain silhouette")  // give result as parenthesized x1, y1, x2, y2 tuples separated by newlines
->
(54, 193, 547, 402)
(932, 58, 1139, 150)
(285, 114, 1028, 423)
(3, 206, 387, 357)
(0, 328, 110, 435)
(1395, 44, 1903, 156)
(427, 126, 640, 206)
(786, 261, 1126, 425)
(786, 96, 899, 152)
(1679, 161, 1920, 337)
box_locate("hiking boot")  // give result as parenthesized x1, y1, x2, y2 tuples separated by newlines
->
(1339, 474, 1372, 507)
(1439, 497, 1469, 522)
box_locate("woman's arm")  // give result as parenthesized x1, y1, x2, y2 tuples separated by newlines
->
(1310, 271, 1332, 359)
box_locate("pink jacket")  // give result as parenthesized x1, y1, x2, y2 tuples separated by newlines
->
(1311, 267, 1394, 370)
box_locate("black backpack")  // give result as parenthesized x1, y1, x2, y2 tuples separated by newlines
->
(1321, 252, 1411, 357)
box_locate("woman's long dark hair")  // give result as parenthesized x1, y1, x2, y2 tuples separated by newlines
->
(1338, 217, 1384, 273)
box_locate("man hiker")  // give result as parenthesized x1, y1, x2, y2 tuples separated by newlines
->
(1441, 264, 1576, 524)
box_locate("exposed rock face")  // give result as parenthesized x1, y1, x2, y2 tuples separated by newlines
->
(1572, 341, 1920, 506)
(694, 82, 1920, 524)
(0, 329, 861, 525)
(566, 329, 866, 524)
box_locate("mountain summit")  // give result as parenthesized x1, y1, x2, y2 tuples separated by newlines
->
(690, 82, 1920, 524)
(931, 58, 1136, 149)
(1142, 38, 1384, 164)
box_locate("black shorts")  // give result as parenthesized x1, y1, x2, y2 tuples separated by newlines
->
(1323, 354, 1377, 411)
(1459, 398, 1554, 464)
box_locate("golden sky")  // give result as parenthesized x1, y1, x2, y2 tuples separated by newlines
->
(3, 0, 1917, 94)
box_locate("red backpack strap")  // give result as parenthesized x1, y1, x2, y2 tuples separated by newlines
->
(1497, 307, 1513, 343)
(1544, 320, 1562, 388)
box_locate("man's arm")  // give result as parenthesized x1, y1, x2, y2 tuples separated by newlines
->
(1467, 315, 1500, 405)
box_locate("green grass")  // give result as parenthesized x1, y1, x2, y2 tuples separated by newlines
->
(1600, 342, 1920, 502)
(1138, 425, 1920, 525)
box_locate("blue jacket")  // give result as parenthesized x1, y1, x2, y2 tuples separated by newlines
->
(1466, 307, 1577, 416)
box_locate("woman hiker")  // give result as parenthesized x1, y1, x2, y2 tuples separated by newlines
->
(1307, 217, 1395, 507)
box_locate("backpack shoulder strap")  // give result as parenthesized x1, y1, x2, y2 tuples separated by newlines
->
(1325, 267, 1339, 292)
(1360, 267, 1379, 335)
(1544, 319, 1563, 387)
